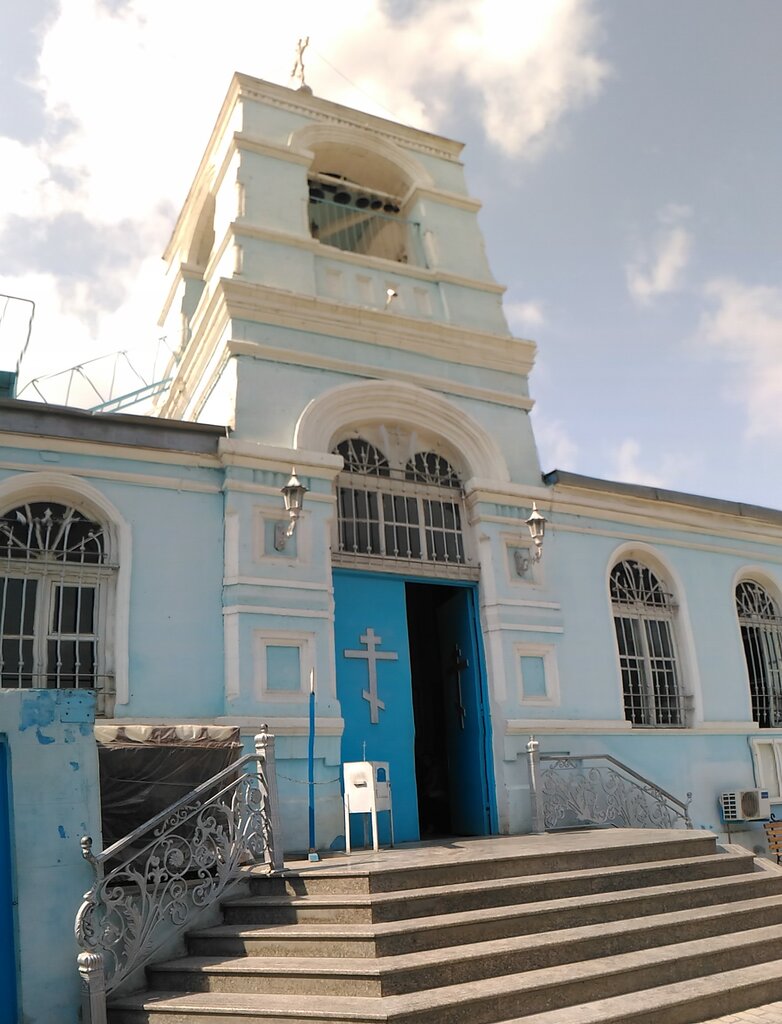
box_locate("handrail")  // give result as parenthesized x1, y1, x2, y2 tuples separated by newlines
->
(546, 753, 692, 818)
(526, 736, 693, 833)
(86, 751, 270, 868)
(75, 727, 282, 1023)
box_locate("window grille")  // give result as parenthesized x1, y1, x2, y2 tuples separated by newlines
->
(308, 175, 425, 266)
(405, 452, 461, 488)
(0, 502, 116, 715)
(333, 439, 470, 576)
(736, 579, 782, 728)
(610, 559, 686, 727)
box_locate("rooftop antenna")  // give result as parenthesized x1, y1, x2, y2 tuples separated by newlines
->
(291, 36, 312, 94)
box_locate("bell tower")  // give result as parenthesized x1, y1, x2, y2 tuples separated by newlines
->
(153, 75, 555, 848)
(155, 73, 541, 486)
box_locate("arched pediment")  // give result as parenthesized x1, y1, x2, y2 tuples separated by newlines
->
(294, 380, 509, 483)
(289, 123, 434, 194)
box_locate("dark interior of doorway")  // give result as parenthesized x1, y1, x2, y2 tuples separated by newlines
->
(406, 581, 459, 838)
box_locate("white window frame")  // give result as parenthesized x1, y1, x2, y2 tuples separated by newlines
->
(735, 578, 782, 728)
(750, 737, 782, 800)
(253, 629, 314, 704)
(0, 474, 130, 711)
(610, 558, 687, 728)
(332, 437, 474, 578)
(513, 642, 560, 707)
(0, 500, 117, 716)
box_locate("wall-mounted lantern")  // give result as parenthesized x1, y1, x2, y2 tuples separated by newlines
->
(514, 502, 547, 576)
(274, 469, 308, 551)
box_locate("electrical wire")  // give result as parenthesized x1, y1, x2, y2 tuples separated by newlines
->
(310, 48, 402, 122)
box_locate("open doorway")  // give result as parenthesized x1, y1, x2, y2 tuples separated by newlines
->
(406, 582, 493, 838)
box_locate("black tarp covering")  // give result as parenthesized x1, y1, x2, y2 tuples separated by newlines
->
(96, 726, 242, 848)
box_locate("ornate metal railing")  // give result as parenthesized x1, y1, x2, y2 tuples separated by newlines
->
(75, 728, 283, 1023)
(526, 736, 693, 833)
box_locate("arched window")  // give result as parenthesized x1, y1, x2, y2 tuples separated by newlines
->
(736, 579, 782, 728)
(610, 558, 685, 727)
(333, 438, 468, 573)
(0, 501, 117, 716)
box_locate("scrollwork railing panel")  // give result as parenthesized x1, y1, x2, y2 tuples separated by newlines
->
(75, 729, 282, 1008)
(525, 739, 692, 834)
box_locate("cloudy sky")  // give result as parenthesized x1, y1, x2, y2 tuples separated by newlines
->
(1, 1, 781, 508)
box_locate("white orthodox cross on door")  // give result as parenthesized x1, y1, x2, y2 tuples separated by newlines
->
(344, 627, 399, 724)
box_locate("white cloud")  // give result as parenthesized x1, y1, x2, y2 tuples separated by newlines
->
(504, 300, 546, 332)
(534, 417, 578, 469)
(697, 277, 782, 440)
(607, 437, 691, 489)
(0, 0, 608, 386)
(626, 204, 692, 306)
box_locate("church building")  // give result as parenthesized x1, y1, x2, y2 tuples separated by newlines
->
(2, 69, 782, 889)
(149, 73, 782, 849)
(4, 70, 782, 1020)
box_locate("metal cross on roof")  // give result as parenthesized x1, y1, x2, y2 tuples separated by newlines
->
(291, 36, 310, 89)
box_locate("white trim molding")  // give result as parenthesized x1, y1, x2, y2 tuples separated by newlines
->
(505, 719, 634, 734)
(513, 642, 560, 708)
(294, 379, 510, 483)
(253, 629, 315, 704)
(750, 735, 782, 799)
(289, 123, 436, 192)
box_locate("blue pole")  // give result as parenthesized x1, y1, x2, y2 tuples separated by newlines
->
(308, 669, 317, 859)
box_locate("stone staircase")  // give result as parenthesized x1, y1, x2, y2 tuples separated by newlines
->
(108, 829, 782, 1024)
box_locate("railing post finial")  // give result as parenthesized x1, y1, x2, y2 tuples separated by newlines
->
(78, 951, 107, 1024)
(526, 735, 545, 835)
(80, 835, 96, 866)
(255, 727, 284, 871)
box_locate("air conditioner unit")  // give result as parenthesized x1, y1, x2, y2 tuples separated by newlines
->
(720, 789, 771, 822)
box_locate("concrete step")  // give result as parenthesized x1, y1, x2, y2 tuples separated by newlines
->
(494, 960, 782, 1024)
(154, 893, 782, 997)
(195, 865, 782, 958)
(248, 832, 719, 897)
(109, 926, 782, 1022)
(245, 850, 755, 920)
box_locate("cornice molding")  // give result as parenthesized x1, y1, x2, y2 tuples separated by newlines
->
(0, 431, 220, 469)
(233, 131, 312, 166)
(409, 185, 482, 213)
(227, 339, 533, 411)
(159, 268, 534, 418)
(219, 438, 343, 477)
(220, 277, 535, 375)
(0, 459, 220, 494)
(548, 485, 782, 545)
(504, 720, 763, 735)
(234, 73, 464, 161)
(230, 220, 506, 295)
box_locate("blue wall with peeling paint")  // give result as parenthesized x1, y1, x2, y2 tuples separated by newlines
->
(0, 740, 17, 1023)
(0, 689, 101, 1023)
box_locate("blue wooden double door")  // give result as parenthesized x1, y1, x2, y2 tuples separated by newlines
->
(334, 570, 496, 844)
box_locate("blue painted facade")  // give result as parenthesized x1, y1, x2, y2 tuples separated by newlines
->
(0, 740, 17, 1024)
(3, 73, 782, 1019)
(0, 689, 101, 1022)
